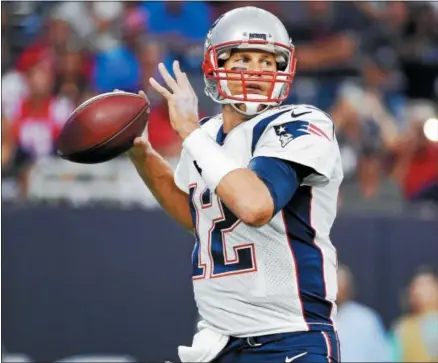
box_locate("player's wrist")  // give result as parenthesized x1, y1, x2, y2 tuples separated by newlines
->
(183, 128, 240, 191)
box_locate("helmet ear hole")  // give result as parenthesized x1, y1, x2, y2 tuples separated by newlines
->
(276, 61, 287, 72)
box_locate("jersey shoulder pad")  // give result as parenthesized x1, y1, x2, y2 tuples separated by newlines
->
(275, 104, 332, 125)
(199, 114, 222, 126)
(198, 114, 223, 139)
(251, 105, 333, 153)
(199, 116, 213, 126)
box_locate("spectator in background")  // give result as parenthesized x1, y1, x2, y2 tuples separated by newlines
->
(139, 1, 216, 114)
(2, 11, 73, 121)
(141, 1, 211, 44)
(92, 43, 140, 93)
(7, 61, 73, 198)
(0, 0, 435, 206)
(2, 116, 14, 169)
(1, 69, 28, 122)
(392, 101, 438, 204)
(336, 264, 391, 362)
(146, 99, 182, 159)
(91, 3, 149, 94)
(51, 1, 124, 53)
(10, 9, 94, 106)
(1, 3, 12, 74)
(400, 3, 438, 102)
(210, 1, 281, 16)
(331, 38, 405, 198)
(136, 39, 181, 158)
(281, 2, 364, 109)
(391, 268, 438, 362)
(381, 1, 409, 38)
(136, 38, 174, 103)
(122, 2, 148, 52)
(88, 1, 124, 52)
(290, 2, 360, 72)
(16, 12, 71, 73)
(55, 46, 93, 106)
(140, 1, 211, 71)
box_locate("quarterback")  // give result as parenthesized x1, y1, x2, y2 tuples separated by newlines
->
(129, 6, 343, 363)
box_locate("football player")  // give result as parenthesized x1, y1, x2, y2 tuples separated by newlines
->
(129, 6, 343, 363)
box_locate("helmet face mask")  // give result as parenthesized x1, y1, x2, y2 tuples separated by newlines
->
(201, 7, 297, 116)
(203, 40, 296, 104)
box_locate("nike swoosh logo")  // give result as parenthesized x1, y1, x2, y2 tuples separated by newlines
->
(285, 352, 307, 362)
(291, 110, 312, 118)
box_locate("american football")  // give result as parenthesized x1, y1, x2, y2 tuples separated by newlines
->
(57, 92, 150, 164)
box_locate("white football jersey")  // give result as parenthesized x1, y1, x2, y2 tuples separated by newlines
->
(174, 104, 343, 337)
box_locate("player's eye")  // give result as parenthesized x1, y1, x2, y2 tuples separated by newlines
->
(234, 56, 250, 63)
(262, 59, 273, 67)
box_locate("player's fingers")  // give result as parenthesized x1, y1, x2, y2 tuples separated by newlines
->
(129, 125, 151, 157)
(129, 137, 149, 159)
(133, 137, 144, 147)
(182, 72, 197, 98)
(172, 61, 194, 95)
(133, 132, 150, 150)
(149, 77, 172, 100)
(173, 61, 196, 98)
(173, 60, 188, 87)
(158, 62, 179, 92)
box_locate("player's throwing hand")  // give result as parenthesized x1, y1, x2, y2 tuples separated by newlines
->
(127, 90, 152, 161)
(149, 60, 200, 140)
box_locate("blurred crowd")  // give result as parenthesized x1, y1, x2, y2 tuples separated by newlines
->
(336, 264, 438, 362)
(1, 1, 438, 207)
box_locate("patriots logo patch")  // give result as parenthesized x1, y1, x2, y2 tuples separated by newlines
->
(274, 121, 330, 148)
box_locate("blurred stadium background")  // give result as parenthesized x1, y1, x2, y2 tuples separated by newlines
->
(1, 1, 438, 362)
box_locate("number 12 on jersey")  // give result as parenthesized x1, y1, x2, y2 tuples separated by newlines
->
(189, 183, 257, 279)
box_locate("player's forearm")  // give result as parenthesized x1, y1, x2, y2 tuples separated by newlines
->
(216, 169, 274, 226)
(129, 150, 194, 231)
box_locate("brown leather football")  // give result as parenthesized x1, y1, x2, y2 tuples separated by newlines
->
(57, 92, 150, 164)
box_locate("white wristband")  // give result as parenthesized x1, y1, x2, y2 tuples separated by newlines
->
(183, 128, 240, 191)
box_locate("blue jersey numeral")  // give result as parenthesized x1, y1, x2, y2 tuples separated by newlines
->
(189, 184, 257, 279)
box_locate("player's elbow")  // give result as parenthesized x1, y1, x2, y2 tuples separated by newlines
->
(239, 204, 272, 227)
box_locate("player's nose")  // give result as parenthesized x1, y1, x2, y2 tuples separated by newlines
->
(245, 65, 265, 80)
(244, 59, 262, 73)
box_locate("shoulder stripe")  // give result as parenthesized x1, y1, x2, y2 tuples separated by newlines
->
(199, 116, 213, 126)
(251, 108, 291, 155)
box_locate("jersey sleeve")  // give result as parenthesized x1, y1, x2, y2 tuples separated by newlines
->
(174, 148, 191, 194)
(252, 107, 337, 186)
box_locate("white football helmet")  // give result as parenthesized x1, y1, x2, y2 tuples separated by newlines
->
(202, 7, 297, 116)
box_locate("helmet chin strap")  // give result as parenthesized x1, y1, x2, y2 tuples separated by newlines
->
(229, 101, 272, 116)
